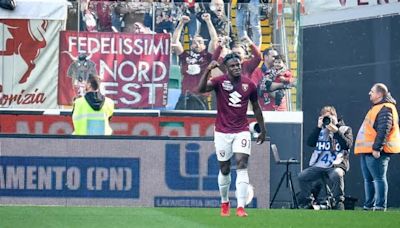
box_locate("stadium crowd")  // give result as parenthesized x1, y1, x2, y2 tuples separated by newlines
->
(65, 0, 296, 111)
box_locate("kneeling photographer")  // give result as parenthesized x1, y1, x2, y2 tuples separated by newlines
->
(297, 106, 353, 210)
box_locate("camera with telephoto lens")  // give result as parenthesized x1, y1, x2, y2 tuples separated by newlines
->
(322, 116, 331, 127)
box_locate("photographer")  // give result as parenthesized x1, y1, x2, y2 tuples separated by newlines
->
(297, 106, 353, 210)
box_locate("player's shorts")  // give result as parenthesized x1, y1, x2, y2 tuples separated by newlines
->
(214, 131, 251, 162)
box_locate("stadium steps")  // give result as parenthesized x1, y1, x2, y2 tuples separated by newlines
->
(283, 12, 299, 111)
(181, 1, 274, 52)
(231, 1, 273, 51)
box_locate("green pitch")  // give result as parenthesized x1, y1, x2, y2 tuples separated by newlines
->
(1, 206, 399, 228)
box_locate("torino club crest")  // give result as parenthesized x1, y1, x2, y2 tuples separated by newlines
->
(0, 19, 48, 84)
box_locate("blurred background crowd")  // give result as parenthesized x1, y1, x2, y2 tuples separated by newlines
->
(64, 0, 300, 111)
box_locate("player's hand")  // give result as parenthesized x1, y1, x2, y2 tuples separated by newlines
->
(181, 15, 190, 24)
(372, 150, 381, 159)
(256, 131, 266, 145)
(207, 60, 220, 71)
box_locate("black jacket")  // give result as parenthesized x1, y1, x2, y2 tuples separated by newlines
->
(372, 94, 397, 152)
(307, 119, 354, 171)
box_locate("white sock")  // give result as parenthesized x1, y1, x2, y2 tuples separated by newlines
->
(218, 171, 231, 203)
(236, 169, 249, 208)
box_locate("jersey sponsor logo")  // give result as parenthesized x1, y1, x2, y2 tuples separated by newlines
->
(228, 91, 242, 107)
(222, 80, 233, 91)
(242, 84, 249, 92)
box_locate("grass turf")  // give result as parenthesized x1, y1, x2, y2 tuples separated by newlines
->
(1, 206, 400, 228)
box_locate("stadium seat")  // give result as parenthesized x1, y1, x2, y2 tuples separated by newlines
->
(270, 144, 300, 209)
(165, 88, 181, 110)
(169, 65, 182, 90)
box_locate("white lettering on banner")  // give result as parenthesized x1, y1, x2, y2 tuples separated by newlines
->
(102, 82, 166, 105)
(16, 121, 73, 134)
(37, 166, 52, 190)
(48, 122, 73, 134)
(26, 166, 37, 190)
(100, 60, 167, 82)
(6, 166, 24, 189)
(161, 127, 186, 137)
(110, 168, 132, 191)
(130, 123, 157, 136)
(10, 119, 216, 136)
(0, 89, 46, 106)
(53, 167, 66, 190)
(86, 167, 132, 191)
(0, 166, 131, 191)
(66, 167, 81, 190)
(68, 36, 170, 56)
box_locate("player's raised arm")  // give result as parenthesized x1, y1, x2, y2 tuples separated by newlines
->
(197, 60, 219, 93)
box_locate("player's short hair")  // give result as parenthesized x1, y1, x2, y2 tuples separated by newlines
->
(223, 53, 241, 65)
(87, 74, 101, 91)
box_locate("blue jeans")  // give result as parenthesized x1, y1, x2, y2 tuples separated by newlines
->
(297, 166, 345, 204)
(236, 0, 261, 47)
(187, 11, 197, 40)
(360, 154, 391, 209)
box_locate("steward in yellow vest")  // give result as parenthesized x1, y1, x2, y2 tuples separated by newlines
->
(72, 75, 114, 135)
(355, 88, 400, 155)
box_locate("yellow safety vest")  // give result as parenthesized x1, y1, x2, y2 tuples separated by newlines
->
(72, 97, 114, 135)
(355, 103, 400, 154)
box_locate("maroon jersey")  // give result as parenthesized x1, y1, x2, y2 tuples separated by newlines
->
(179, 49, 212, 94)
(211, 74, 258, 133)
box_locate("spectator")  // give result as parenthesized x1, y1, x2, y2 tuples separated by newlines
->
(298, 106, 353, 210)
(66, 0, 79, 31)
(236, 0, 262, 48)
(72, 74, 114, 135)
(173, 0, 198, 39)
(197, 0, 233, 46)
(212, 35, 262, 79)
(114, 0, 152, 33)
(150, 1, 175, 33)
(251, 48, 294, 111)
(355, 83, 400, 211)
(80, 0, 98, 32)
(171, 13, 218, 110)
(263, 55, 294, 110)
(95, 0, 114, 32)
(197, 54, 267, 217)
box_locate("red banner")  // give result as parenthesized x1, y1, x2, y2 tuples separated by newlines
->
(57, 31, 170, 108)
(0, 115, 215, 137)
